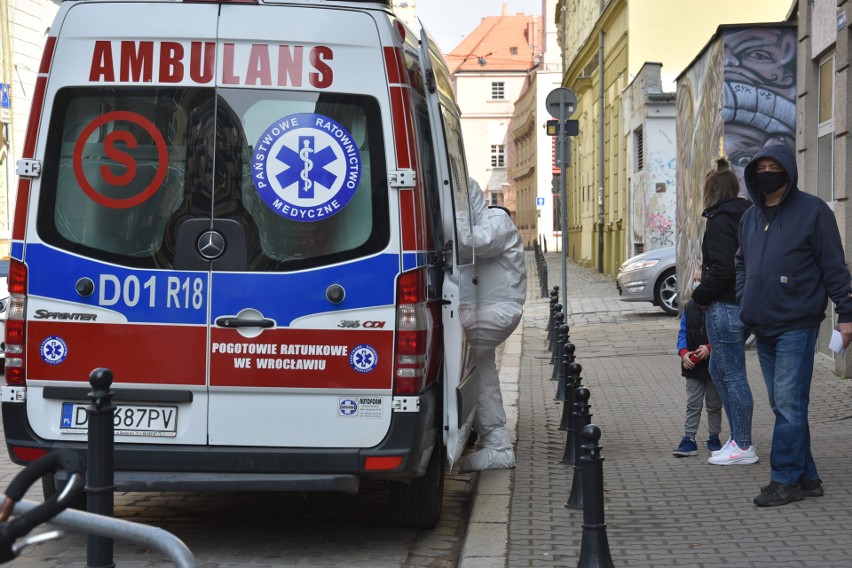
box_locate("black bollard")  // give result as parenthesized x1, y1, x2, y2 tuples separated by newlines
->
(546, 289, 560, 345)
(577, 424, 614, 568)
(554, 346, 572, 402)
(541, 262, 549, 298)
(548, 304, 565, 358)
(566, 387, 591, 509)
(87, 368, 116, 568)
(559, 362, 583, 467)
(558, 357, 579, 430)
(552, 324, 568, 381)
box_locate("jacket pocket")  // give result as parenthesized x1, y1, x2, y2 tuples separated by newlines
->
(765, 273, 803, 316)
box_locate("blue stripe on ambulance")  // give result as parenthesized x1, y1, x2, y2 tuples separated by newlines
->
(211, 254, 398, 326)
(24, 244, 398, 326)
(402, 251, 430, 271)
(10, 241, 23, 261)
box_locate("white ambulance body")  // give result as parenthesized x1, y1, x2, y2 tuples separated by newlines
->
(2, 0, 480, 528)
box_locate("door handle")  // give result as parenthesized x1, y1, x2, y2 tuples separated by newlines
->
(215, 317, 275, 328)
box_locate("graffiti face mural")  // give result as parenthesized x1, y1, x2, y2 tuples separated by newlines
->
(722, 27, 797, 183)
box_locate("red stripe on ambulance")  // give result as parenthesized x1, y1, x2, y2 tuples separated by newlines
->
(26, 321, 206, 385)
(12, 179, 30, 241)
(383, 46, 406, 85)
(14, 36, 55, 241)
(210, 328, 394, 389)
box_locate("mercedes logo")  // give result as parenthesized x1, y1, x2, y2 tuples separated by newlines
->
(197, 230, 226, 260)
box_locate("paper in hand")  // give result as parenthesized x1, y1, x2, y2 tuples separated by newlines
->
(830, 329, 846, 356)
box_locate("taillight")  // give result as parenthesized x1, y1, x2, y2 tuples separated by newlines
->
(10, 445, 47, 463)
(393, 269, 430, 395)
(5, 260, 27, 386)
(364, 455, 404, 471)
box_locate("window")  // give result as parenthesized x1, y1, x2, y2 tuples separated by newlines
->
(634, 127, 644, 172)
(509, 47, 518, 55)
(819, 57, 834, 124)
(38, 87, 390, 270)
(491, 82, 505, 100)
(491, 144, 505, 167)
(817, 54, 834, 202)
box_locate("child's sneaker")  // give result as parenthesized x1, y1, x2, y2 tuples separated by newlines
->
(673, 436, 698, 457)
(707, 434, 722, 453)
(708, 441, 759, 465)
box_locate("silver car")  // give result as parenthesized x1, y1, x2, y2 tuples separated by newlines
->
(616, 246, 677, 316)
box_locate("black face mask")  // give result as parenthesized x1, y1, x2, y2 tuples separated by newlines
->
(755, 171, 787, 195)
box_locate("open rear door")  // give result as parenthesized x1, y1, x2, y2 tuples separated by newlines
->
(419, 29, 478, 470)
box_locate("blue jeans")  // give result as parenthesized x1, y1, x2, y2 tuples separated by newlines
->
(705, 302, 753, 448)
(754, 327, 819, 486)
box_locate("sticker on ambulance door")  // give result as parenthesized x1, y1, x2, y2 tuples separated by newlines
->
(349, 344, 378, 373)
(40, 336, 68, 365)
(251, 113, 361, 222)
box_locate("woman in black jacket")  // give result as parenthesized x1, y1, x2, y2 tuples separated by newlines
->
(691, 158, 756, 466)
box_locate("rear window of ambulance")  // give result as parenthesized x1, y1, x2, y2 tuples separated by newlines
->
(37, 87, 389, 271)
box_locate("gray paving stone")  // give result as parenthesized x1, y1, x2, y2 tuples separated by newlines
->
(461, 250, 852, 568)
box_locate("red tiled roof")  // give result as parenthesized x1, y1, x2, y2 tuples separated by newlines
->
(446, 13, 537, 74)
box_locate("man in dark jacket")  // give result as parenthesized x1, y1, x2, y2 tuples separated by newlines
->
(736, 143, 852, 507)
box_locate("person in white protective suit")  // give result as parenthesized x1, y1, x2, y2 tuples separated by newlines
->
(459, 180, 527, 472)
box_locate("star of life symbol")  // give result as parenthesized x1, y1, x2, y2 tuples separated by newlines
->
(40, 336, 68, 365)
(251, 113, 362, 222)
(349, 344, 378, 374)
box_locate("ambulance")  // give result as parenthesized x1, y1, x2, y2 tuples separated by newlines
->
(1, 0, 481, 528)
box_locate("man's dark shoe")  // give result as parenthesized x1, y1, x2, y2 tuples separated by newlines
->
(754, 481, 804, 507)
(801, 478, 824, 497)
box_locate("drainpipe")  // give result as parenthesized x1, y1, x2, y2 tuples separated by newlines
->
(561, 2, 566, 75)
(597, 30, 604, 273)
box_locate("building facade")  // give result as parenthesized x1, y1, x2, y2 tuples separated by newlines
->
(676, 23, 797, 322)
(793, 0, 852, 371)
(448, 5, 537, 211)
(556, 0, 791, 274)
(623, 62, 676, 258)
(512, 0, 562, 252)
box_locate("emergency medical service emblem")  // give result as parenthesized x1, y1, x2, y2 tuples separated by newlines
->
(338, 398, 358, 416)
(40, 336, 68, 365)
(251, 113, 362, 222)
(349, 344, 378, 373)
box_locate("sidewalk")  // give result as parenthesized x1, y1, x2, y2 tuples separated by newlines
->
(459, 251, 852, 568)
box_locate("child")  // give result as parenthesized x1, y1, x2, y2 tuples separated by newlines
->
(674, 298, 724, 456)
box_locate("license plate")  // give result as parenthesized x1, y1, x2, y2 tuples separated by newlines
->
(60, 403, 178, 437)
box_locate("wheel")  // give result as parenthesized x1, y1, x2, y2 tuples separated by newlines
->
(42, 472, 87, 510)
(390, 436, 445, 529)
(654, 268, 678, 316)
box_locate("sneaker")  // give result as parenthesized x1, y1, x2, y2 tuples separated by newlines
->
(754, 480, 804, 507)
(707, 441, 759, 465)
(673, 436, 698, 457)
(801, 478, 825, 497)
(707, 434, 722, 453)
(711, 437, 732, 457)
(760, 478, 825, 498)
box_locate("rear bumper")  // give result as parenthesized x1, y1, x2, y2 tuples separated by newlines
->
(3, 386, 440, 494)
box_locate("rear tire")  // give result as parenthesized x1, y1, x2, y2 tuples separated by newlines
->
(390, 435, 445, 529)
(654, 268, 678, 316)
(42, 472, 87, 510)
